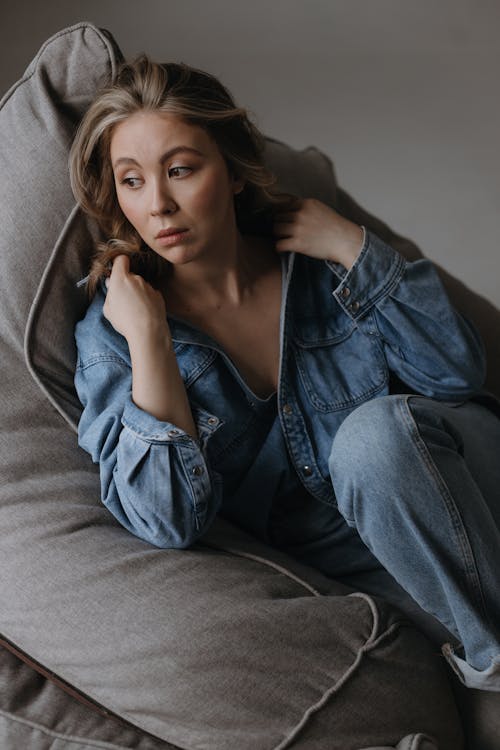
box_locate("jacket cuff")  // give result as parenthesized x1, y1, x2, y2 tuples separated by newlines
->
(121, 395, 222, 446)
(326, 229, 406, 320)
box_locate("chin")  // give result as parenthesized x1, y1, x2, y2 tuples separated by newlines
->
(155, 244, 201, 265)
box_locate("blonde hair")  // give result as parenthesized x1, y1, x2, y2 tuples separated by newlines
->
(69, 55, 297, 298)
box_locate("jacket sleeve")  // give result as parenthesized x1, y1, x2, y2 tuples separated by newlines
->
(333, 184, 499, 398)
(325, 228, 486, 400)
(74, 336, 223, 550)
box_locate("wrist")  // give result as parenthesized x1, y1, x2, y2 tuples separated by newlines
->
(334, 224, 365, 270)
(127, 322, 172, 357)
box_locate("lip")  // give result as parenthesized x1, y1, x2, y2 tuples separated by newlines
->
(155, 227, 188, 239)
(155, 228, 189, 247)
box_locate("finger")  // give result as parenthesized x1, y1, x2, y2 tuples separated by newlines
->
(274, 237, 296, 253)
(111, 254, 131, 276)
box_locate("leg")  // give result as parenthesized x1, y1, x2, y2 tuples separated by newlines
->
(328, 394, 500, 691)
(268, 478, 458, 648)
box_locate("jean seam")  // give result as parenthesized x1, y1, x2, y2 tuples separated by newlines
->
(400, 396, 490, 625)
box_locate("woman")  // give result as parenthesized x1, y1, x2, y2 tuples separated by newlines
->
(70, 55, 500, 691)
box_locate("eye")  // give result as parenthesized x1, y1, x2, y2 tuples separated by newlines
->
(168, 166, 191, 178)
(120, 176, 142, 188)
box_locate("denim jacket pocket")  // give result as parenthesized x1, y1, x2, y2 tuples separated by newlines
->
(292, 325, 388, 412)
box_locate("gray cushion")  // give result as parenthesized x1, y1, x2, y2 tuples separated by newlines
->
(0, 639, 444, 750)
(0, 641, 175, 749)
(0, 21, 467, 750)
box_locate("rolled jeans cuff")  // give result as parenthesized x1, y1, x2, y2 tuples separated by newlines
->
(442, 643, 500, 691)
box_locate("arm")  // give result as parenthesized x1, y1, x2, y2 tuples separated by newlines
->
(128, 329, 197, 439)
(273, 198, 486, 400)
(103, 254, 198, 438)
(334, 185, 500, 399)
(74, 259, 223, 549)
(326, 228, 486, 399)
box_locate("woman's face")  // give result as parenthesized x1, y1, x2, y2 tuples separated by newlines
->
(109, 110, 244, 264)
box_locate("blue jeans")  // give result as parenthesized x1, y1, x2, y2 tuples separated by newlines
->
(269, 395, 500, 691)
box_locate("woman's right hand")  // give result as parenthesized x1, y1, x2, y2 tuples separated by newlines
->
(103, 254, 170, 345)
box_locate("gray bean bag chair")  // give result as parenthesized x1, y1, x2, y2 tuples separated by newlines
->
(1, 21, 499, 750)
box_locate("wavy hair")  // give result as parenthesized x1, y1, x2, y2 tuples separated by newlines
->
(69, 54, 298, 298)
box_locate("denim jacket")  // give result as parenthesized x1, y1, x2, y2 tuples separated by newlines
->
(74, 229, 486, 548)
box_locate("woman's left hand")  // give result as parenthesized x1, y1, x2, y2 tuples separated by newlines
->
(272, 197, 364, 270)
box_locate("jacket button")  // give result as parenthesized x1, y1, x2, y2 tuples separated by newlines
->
(282, 403, 293, 415)
(302, 465, 313, 477)
(341, 287, 351, 298)
(192, 465, 204, 476)
(349, 300, 360, 313)
(207, 417, 219, 426)
(168, 429, 180, 437)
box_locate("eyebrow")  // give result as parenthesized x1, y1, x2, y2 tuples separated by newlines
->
(113, 145, 204, 170)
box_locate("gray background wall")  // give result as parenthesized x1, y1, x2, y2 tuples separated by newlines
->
(2, 0, 499, 306)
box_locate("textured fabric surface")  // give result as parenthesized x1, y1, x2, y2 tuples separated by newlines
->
(332, 187, 500, 400)
(359, 737, 438, 750)
(450, 679, 500, 750)
(1, 19, 495, 750)
(0, 628, 451, 750)
(0, 643, 177, 749)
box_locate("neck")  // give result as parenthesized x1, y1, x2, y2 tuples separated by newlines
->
(166, 230, 275, 312)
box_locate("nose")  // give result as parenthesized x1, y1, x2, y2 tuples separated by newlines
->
(149, 178, 177, 216)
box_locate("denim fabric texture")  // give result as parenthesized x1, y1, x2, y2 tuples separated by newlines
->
(328, 394, 500, 689)
(74, 228, 500, 689)
(74, 229, 486, 546)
